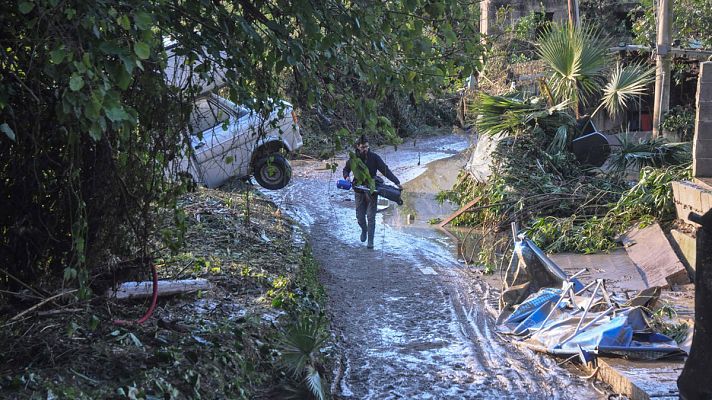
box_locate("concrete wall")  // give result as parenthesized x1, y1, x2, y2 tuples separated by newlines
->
(671, 62, 712, 276)
(480, 0, 567, 36)
(693, 62, 712, 178)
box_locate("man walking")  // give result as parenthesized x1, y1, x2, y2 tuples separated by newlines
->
(343, 135, 401, 249)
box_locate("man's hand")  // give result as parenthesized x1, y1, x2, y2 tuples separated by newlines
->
(397, 184, 403, 190)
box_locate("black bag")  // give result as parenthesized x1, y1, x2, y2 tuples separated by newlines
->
(376, 182, 403, 205)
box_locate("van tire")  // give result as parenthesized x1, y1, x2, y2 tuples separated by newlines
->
(253, 153, 292, 190)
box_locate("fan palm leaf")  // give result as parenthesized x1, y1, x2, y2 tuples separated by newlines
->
(600, 62, 655, 117)
(305, 365, 327, 400)
(537, 23, 610, 115)
(279, 316, 327, 378)
(609, 133, 692, 173)
(471, 93, 571, 137)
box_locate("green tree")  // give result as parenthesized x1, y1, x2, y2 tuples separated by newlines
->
(0, 0, 481, 292)
(631, 0, 712, 48)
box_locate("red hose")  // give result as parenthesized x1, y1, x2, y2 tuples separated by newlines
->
(113, 262, 159, 325)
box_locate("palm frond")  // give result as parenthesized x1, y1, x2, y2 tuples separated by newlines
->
(470, 93, 571, 137)
(537, 23, 610, 113)
(547, 125, 570, 154)
(601, 62, 655, 117)
(279, 315, 327, 378)
(609, 133, 692, 173)
(305, 365, 328, 400)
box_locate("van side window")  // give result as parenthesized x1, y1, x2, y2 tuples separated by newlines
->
(188, 98, 230, 134)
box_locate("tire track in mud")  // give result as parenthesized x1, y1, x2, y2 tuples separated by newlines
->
(443, 271, 588, 399)
(264, 136, 597, 399)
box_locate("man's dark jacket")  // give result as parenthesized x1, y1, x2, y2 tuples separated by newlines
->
(342, 151, 400, 188)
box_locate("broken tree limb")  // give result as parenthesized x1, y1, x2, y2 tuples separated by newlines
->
(107, 279, 210, 300)
(438, 196, 481, 228)
(10, 289, 78, 322)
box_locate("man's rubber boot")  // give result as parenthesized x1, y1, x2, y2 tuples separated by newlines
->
(360, 229, 367, 243)
(367, 240, 374, 249)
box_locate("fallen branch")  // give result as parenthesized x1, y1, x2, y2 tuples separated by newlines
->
(438, 196, 481, 228)
(37, 308, 84, 317)
(10, 289, 78, 321)
(0, 268, 45, 298)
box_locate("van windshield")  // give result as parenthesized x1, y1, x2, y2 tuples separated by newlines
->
(188, 98, 230, 134)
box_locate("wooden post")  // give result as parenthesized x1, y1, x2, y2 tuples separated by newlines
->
(652, 0, 672, 138)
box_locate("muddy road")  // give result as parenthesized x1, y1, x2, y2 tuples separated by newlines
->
(264, 134, 597, 399)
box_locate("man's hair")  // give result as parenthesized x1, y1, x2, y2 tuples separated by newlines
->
(356, 134, 369, 146)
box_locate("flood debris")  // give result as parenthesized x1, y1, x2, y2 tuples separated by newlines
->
(622, 223, 690, 288)
(107, 279, 210, 300)
(497, 225, 686, 363)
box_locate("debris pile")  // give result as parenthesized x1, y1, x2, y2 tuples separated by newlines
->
(497, 226, 686, 364)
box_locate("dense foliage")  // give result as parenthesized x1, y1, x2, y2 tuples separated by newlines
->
(0, 0, 481, 294)
(630, 0, 712, 48)
(444, 21, 686, 264)
(446, 94, 691, 256)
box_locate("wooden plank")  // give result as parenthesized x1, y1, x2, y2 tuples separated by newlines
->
(107, 279, 210, 300)
(591, 357, 684, 400)
(549, 249, 648, 293)
(437, 196, 481, 228)
(622, 224, 690, 288)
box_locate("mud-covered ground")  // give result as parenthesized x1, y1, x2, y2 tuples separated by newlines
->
(264, 134, 602, 399)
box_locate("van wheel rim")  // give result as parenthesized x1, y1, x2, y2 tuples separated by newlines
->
(261, 166, 282, 183)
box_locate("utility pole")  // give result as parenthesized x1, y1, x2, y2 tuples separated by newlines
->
(574, 0, 579, 27)
(652, 0, 672, 138)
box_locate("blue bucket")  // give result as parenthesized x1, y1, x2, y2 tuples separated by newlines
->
(336, 179, 352, 190)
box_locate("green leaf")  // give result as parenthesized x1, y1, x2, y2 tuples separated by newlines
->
(88, 123, 102, 141)
(63, 267, 77, 281)
(133, 42, 150, 60)
(69, 74, 84, 91)
(442, 25, 457, 45)
(133, 11, 153, 30)
(105, 105, 130, 122)
(117, 14, 131, 30)
(50, 48, 66, 64)
(1, 123, 16, 142)
(404, 0, 418, 12)
(109, 64, 132, 90)
(99, 42, 124, 55)
(18, 1, 34, 14)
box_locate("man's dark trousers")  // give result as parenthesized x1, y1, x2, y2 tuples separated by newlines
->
(355, 190, 378, 247)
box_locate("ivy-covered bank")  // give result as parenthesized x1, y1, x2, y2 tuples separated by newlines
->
(0, 184, 333, 400)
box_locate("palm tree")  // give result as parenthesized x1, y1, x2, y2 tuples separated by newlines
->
(537, 23, 610, 118)
(538, 23, 656, 124)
